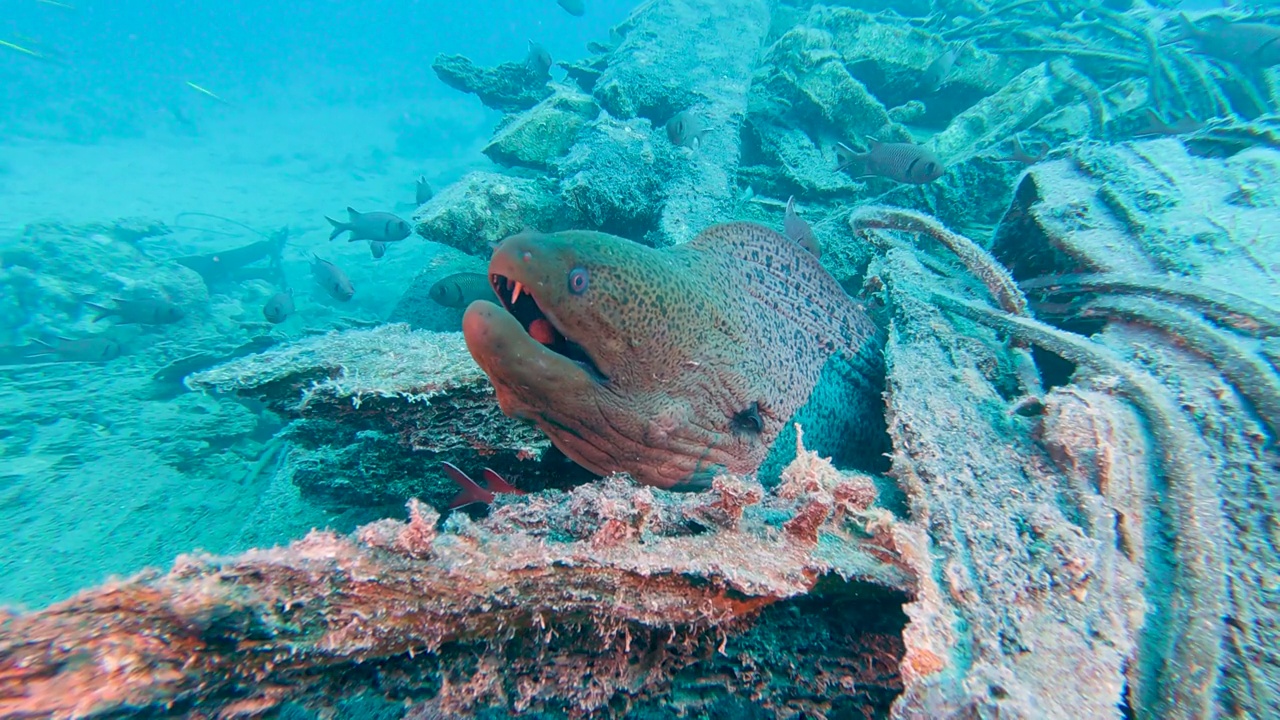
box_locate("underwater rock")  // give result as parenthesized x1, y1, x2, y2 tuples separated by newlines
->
(481, 86, 599, 170)
(412, 171, 563, 256)
(0, 450, 914, 718)
(559, 53, 609, 94)
(592, 0, 772, 245)
(740, 116, 859, 198)
(593, 0, 768, 120)
(388, 247, 489, 332)
(990, 138, 1276, 279)
(431, 53, 552, 113)
(187, 324, 552, 509)
(854, 138, 1280, 716)
(872, 249, 1146, 718)
(554, 114, 671, 240)
(927, 63, 1069, 163)
(802, 7, 1016, 127)
(751, 20, 896, 144)
(0, 219, 210, 347)
(17, 217, 172, 247)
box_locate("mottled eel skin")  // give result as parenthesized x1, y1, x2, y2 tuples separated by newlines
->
(462, 222, 888, 490)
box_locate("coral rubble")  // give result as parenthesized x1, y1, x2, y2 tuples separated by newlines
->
(187, 324, 553, 509)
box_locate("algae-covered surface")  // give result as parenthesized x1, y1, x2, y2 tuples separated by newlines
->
(2, 0, 1280, 718)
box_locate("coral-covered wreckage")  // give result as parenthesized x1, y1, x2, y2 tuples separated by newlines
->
(3, 0, 1280, 718)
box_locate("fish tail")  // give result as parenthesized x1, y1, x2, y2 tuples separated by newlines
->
(1175, 13, 1201, 40)
(834, 142, 866, 173)
(481, 468, 524, 496)
(324, 216, 348, 241)
(441, 461, 495, 508)
(83, 301, 112, 322)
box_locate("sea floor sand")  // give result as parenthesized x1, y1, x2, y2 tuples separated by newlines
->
(0, 98, 493, 608)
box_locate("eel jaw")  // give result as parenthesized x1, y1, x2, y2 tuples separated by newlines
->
(489, 273, 608, 384)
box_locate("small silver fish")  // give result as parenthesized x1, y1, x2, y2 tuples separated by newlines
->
(263, 288, 294, 324)
(416, 176, 434, 205)
(783, 196, 821, 258)
(836, 139, 945, 184)
(325, 207, 412, 243)
(1134, 108, 1205, 137)
(28, 335, 123, 362)
(526, 40, 553, 77)
(666, 110, 712, 148)
(311, 254, 355, 302)
(85, 298, 185, 325)
(370, 240, 387, 259)
(429, 272, 494, 309)
(919, 43, 962, 95)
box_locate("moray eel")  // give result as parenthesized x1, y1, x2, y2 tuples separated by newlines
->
(462, 222, 888, 491)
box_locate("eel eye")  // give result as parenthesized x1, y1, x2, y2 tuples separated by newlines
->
(568, 267, 590, 295)
(731, 402, 764, 435)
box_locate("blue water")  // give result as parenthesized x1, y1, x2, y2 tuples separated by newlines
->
(0, 0, 636, 611)
(2, 0, 630, 140)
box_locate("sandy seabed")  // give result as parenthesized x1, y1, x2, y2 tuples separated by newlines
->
(0, 99, 492, 608)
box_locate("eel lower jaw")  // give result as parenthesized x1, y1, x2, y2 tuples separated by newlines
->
(489, 273, 608, 384)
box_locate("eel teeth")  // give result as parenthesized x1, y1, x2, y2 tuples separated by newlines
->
(511, 281, 524, 305)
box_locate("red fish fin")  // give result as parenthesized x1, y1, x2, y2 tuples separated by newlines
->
(480, 468, 525, 496)
(441, 461, 494, 509)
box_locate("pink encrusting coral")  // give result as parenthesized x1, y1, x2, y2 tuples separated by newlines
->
(0, 441, 914, 719)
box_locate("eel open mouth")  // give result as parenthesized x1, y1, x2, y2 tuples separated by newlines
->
(490, 273, 608, 383)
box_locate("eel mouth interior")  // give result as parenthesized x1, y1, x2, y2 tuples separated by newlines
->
(490, 273, 607, 383)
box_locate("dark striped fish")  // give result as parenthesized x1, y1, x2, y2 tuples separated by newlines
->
(666, 110, 712, 148)
(311, 254, 354, 302)
(836, 139, 945, 184)
(1178, 13, 1280, 67)
(429, 272, 494, 309)
(27, 336, 123, 363)
(86, 298, 184, 325)
(919, 43, 961, 95)
(526, 40, 552, 77)
(325, 207, 412, 243)
(263, 289, 294, 323)
(783, 196, 820, 258)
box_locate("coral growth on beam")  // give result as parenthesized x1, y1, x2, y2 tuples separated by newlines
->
(0, 445, 913, 719)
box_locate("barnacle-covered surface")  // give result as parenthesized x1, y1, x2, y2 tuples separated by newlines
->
(986, 135, 1280, 718)
(857, 135, 1279, 717)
